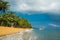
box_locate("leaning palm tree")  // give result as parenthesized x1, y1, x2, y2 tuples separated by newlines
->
(0, 0, 9, 13)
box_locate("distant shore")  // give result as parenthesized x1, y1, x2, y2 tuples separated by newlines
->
(0, 26, 31, 36)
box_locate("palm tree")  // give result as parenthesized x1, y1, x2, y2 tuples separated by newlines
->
(0, 0, 3, 11)
(0, 0, 9, 13)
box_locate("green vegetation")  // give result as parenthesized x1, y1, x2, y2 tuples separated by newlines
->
(0, 0, 9, 13)
(0, 0, 32, 28)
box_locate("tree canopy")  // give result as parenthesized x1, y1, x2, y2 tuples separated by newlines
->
(0, 0, 32, 28)
(0, 0, 9, 13)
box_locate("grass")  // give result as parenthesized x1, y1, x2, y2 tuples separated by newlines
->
(0, 26, 30, 36)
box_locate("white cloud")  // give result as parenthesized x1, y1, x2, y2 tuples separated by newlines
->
(6, 0, 60, 14)
(17, 3, 30, 11)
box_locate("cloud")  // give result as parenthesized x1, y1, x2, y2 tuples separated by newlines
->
(6, 0, 60, 14)
(16, 3, 30, 11)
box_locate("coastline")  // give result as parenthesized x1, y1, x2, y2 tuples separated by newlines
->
(0, 26, 32, 37)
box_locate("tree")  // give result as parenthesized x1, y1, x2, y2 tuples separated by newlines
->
(0, 0, 9, 13)
(0, 0, 32, 28)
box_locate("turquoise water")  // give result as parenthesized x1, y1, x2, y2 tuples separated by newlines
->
(33, 29, 60, 40)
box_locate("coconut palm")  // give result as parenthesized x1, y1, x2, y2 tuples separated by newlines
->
(0, 0, 9, 13)
(0, 0, 32, 28)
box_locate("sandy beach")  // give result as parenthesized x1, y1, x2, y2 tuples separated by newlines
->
(0, 26, 31, 36)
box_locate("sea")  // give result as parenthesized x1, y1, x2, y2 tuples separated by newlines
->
(33, 29, 60, 40)
(0, 29, 60, 40)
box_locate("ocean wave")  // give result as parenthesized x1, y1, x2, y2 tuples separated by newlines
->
(0, 29, 37, 40)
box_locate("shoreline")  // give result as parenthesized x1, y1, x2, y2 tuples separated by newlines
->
(0, 26, 32, 37)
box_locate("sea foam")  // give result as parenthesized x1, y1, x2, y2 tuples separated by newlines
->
(0, 29, 37, 40)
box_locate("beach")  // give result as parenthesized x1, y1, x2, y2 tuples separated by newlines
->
(0, 26, 31, 36)
(0, 26, 35, 40)
(0, 27, 60, 40)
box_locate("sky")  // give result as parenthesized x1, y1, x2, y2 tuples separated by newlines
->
(5, 0, 60, 29)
